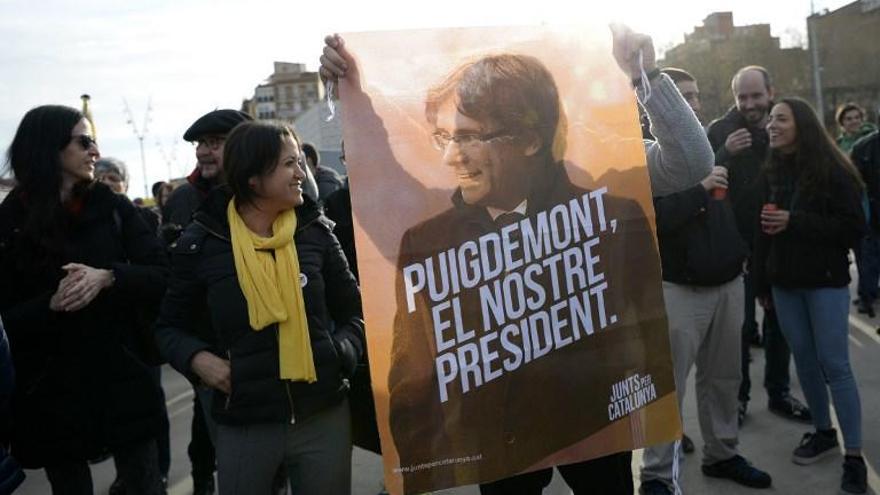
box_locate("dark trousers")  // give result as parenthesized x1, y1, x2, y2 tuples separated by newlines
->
(739, 271, 792, 403)
(479, 451, 633, 495)
(854, 234, 880, 305)
(189, 391, 216, 482)
(46, 439, 163, 495)
(111, 368, 170, 483)
(148, 366, 171, 476)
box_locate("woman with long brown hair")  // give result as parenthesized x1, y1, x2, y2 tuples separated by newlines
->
(754, 97, 866, 495)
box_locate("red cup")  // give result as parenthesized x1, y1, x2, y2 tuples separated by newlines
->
(712, 188, 727, 200)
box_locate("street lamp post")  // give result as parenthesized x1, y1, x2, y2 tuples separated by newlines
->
(809, 0, 825, 123)
(123, 97, 153, 198)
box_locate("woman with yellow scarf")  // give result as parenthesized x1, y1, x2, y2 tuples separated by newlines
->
(155, 121, 365, 494)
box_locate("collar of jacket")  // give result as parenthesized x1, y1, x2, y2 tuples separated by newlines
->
(449, 159, 571, 226)
(191, 186, 331, 242)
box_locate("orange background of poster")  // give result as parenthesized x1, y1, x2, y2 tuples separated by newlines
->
(339, 25, 675, 493)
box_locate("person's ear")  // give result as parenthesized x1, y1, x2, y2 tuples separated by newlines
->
(767, 86, 775, 101)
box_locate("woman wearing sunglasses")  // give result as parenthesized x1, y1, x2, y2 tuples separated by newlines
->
(0, 105, 168, 494)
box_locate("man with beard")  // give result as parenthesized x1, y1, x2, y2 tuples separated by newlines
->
(707, 67, 811, 426)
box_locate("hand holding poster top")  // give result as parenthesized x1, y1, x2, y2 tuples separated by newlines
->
(329, 24, 680, 494)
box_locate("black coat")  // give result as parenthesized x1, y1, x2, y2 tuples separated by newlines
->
(0, 183, 168, 468)
(323, 183, 358, 279)
(707, 106, 770, 247)
(0, 319, 24, 494)
(154, 189, 365, 425)
(852, 131, 880, 233)
(653, 184, 746, 286)
(163, 169, 213, 228)
(315, 166, 345, 202)
(753, 158, 865, 296)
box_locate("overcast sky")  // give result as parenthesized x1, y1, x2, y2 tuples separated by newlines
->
(0, 0, 851, 197)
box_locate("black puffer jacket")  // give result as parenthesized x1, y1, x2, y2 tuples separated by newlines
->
(852, 131, 880, 233)
(753, 156, 865, 296)
(654, 184, 746, 286)
(707, 106, 770, 247)
(155, 188, 365, 425)
(0, 183, 167, 468)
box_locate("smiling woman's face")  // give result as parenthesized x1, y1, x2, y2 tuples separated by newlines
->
(767, 103, 798, 154)
(249, 135, 306, 210)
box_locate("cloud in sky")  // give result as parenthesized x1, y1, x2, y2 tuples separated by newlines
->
(0, 0, 848, 197)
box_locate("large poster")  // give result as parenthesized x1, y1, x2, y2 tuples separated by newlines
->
(340, 25, 680, 494)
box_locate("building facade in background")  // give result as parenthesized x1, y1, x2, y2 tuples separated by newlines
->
(242, 61, 345, 174)
(660, 12, 812, 124)
(242, 62, 324, 122)
(809, 0, 880, 124)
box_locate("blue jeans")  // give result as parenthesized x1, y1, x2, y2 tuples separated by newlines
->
(854, 234, 880, 304)
(772, 286, 862, 450)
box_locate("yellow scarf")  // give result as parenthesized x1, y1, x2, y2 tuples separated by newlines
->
(227, 199, 316, 382)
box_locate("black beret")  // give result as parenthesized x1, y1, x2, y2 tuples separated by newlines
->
(183, 109, 253, 141)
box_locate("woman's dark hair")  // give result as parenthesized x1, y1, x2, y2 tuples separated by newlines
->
(766, 97, 864, 196)
(3, 105, 87, 266)
(223, 120, 301, 205)
(301, 142, 319, 167)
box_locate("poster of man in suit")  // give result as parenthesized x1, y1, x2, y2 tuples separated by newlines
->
(336, 25, 680, 494)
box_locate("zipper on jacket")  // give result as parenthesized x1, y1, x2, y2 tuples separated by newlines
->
(277, 325, 296, 425)
(285, 382, 296, 425)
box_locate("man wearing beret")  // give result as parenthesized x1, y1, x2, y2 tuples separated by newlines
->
(160, 109, 252, 495)
(164, 109, 253, 231)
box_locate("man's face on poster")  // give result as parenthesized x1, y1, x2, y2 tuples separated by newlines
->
(433, 99, 533, 211)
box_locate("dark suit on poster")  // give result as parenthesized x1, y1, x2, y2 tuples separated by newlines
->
(389, 161, 674, 493)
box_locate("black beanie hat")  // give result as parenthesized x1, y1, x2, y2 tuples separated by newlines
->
(183, 109, 253, 141)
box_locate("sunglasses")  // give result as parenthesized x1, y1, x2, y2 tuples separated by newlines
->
(70, 134, 98, 150)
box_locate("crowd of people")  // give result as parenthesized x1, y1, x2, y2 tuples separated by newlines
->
(0, 22, 875, 495)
